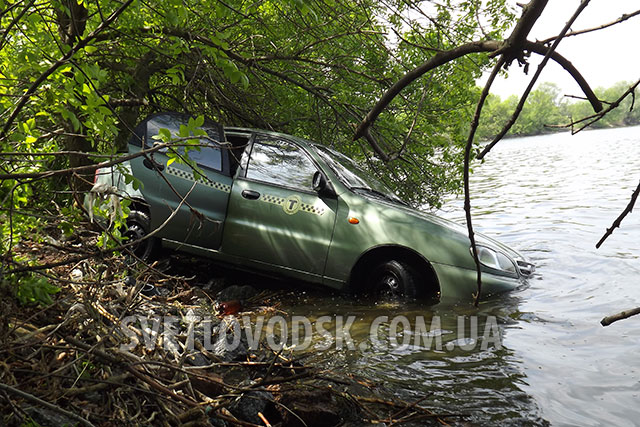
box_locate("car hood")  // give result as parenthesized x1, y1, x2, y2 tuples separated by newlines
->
(365, 195, 526, 261)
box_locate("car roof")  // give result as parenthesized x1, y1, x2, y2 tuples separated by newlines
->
(223, 126, 315, 149)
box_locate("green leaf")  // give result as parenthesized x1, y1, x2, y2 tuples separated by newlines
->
(157, 128, 172, 142)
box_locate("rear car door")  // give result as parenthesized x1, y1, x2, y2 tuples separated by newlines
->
(222, 135, 337, 278)
(128, 113, 232, 249)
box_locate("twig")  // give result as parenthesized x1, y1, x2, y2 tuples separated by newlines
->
(540, 9, 640, 44)
(596, 180, 640, 248)
(0, 382, 96, 427)
(567, 79, 640, 134)
(477, 0, 592, 160)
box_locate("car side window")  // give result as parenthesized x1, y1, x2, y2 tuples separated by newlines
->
(180, 145, 222, 171)
(146, 115, 223, 172)
(246, 139, 316, 191)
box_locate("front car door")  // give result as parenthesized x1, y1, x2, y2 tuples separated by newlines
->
(222, 135, 337, 280)
(128, 113, 232, 249)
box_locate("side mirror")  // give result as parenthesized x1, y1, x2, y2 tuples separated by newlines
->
(143, 156, 165, 172)
(312, 171, 336, 198)
(313, 170, 327, 192)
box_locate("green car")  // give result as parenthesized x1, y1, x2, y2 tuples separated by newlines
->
(89, 112, 534, 300)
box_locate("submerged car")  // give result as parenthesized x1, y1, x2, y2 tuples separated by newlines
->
(89, 112, 534, 300)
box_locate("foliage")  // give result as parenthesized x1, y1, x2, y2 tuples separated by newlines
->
(4, 270, 60, 306)
(0, 0, 516, 209)
(476, 81, 640, 140)
(0, 0, 520, 302)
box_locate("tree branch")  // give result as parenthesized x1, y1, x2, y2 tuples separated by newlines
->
(0, 0, 135, 140)
(596, 179, 640, 249)
(566, 79, 640, 134)
(523, 41, 602, 113)
(477, 0, 592, 160)
(490, 0, 549, 63)
(0, 382, 95, 427)
(466, 57, 507, 306)
(352, 40, 501, 142)
(540, 9, 640, 44)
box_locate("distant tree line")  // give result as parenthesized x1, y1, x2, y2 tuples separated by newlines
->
(476, 81, 640, 140)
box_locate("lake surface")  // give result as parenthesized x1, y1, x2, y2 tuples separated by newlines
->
(279, 126, 640, 425)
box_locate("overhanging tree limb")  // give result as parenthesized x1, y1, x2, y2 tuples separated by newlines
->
(353, 1, 602, 151)
(476, 0, 591, 159)
(465, 56, 507, 306)
(353, 40, 501, 142)
(0, 0, 135, 140)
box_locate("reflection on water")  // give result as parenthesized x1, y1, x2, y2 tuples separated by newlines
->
(279, 126, 640, 425)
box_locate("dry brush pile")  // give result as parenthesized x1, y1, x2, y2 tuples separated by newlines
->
(0, 227, 462, 426)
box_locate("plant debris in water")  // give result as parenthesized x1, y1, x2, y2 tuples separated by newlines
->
(0, 225, 464, 426)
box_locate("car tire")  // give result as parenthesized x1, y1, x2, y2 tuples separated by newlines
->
(124, 210, 157, 260)
(369, 260, 419, 299)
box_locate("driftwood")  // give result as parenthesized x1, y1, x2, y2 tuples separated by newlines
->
(601, 307, 640, 327)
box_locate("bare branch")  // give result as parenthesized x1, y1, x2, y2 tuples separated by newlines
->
(0, 382, 95, 427)
(523, 41, 602, 113)
(477, 0, 592, 160)
(567, 79, 640, 134)
(596, 180, 640, 249)
(465, 57, 507, 306)
(540, 9, 640, 44)
(353, 40, 501, 143)
(0, 139, 175, 181)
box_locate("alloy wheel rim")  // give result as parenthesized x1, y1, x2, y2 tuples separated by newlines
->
(125, 223, 147, 256)
(376, 271, 401, 296)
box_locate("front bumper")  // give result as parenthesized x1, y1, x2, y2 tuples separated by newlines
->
(431, 262, 530, 300)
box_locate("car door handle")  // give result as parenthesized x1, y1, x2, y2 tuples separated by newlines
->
(241, 190, 260, 200)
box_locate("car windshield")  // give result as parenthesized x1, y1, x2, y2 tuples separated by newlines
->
(313, 145, 405, 204)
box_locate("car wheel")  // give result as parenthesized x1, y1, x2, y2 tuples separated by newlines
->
(124, 210, 157, 260)
(369, 260, 419, 299)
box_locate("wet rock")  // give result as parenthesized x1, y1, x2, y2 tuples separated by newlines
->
(216, 285, 257, 302)
(210, 320, 249, 361)
(229, 390, 274, 425)
(278, 389, 342, 427)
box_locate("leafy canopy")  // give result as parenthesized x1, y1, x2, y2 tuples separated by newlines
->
(1, 0, 516, 208)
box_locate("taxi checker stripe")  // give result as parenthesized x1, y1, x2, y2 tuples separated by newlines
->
(260, 193, 325, 216)
(261, 194, 285, 205)
(166, 166, 231, 193)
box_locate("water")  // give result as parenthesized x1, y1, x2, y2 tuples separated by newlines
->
(278, 126, 640, 425)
